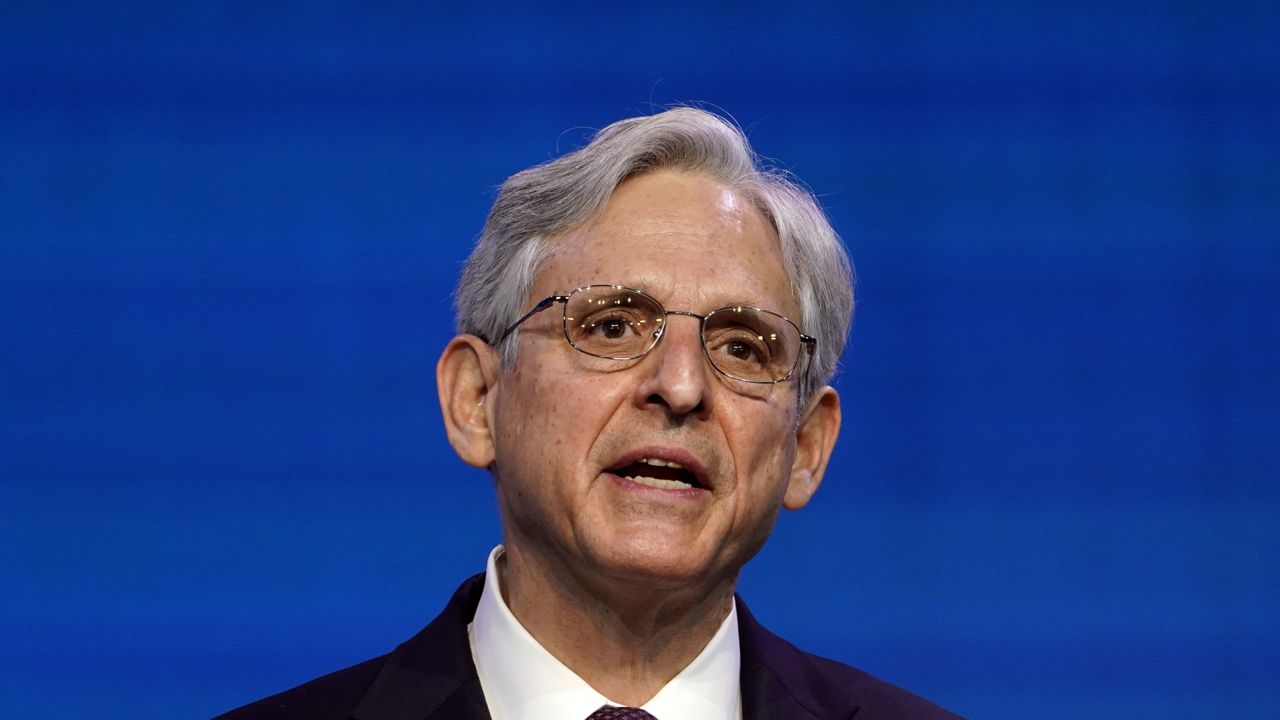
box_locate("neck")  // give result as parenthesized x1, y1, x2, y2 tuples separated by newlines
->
(498, 543, 736, 707)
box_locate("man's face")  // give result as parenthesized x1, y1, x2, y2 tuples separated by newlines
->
(488, 168, 820, 592)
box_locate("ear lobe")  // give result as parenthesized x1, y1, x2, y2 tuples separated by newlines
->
(784, 386, 841, 510)
(436, 334, 502, 469)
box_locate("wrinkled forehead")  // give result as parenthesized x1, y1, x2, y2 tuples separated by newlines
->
(530, 170, 800, 319)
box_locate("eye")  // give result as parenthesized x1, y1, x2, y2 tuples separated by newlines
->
(709, 328, 771, 368)
(564, 287, 663, 355)
(594, 316, 632, 339)
(724, 339, 760, 362)
(576, 309, 651, 348)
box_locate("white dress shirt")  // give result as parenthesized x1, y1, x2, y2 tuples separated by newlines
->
(468, 546, 743, 720)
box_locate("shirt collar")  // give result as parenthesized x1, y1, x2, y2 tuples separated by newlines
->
(468, 545, 741, 720)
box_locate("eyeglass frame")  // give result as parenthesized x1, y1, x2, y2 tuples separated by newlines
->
(491, 284, 817, 385)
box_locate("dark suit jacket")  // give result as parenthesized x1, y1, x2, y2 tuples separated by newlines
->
(217, 574, 961, 720)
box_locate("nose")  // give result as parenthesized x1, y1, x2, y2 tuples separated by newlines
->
(633, 313, 714, 420)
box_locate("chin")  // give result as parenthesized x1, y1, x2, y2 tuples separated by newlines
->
(585, 537, 727, 590)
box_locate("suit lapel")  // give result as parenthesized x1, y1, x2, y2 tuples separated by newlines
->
(737, 596, 859, 720)
(351, 575, 493, 720)
(349, 663, 490, 720)
(740, 655, 825, 720)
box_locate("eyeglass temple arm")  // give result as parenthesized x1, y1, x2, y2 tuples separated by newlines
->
(494, 295, 568, 345)
(799, 335, 817, 376)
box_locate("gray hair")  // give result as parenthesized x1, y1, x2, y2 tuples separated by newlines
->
(454, 107, 854, 402)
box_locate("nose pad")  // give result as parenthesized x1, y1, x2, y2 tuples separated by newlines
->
(651, 323, 667, 343)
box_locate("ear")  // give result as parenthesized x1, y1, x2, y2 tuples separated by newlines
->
(436, 334, 503, 469)
(784, 385, 841, 510)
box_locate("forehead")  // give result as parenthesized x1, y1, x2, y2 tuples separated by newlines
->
(534, 169, 799, 317)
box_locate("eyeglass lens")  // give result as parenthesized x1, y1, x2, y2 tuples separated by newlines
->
(562, 286, 801, 382)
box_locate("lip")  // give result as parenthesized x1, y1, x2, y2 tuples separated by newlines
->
(603, 445, 713, 492)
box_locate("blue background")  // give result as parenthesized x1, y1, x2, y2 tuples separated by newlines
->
(2, 3, 1278, 718)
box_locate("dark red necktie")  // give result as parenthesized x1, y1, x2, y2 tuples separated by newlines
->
(586, 705, 657, 720)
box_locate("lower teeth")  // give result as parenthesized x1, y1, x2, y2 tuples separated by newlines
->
(625, 475, 693, 490)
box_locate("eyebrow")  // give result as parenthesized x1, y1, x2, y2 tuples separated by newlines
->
(600, 278, 760, 311)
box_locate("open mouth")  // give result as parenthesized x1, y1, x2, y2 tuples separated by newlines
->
(610, 457, 706, 491)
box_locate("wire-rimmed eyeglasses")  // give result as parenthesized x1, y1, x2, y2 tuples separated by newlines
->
(493, 284, 816, 384)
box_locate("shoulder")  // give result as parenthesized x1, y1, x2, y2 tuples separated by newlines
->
(786, 646, 962, 720)
(737, 598, 964, 720)
(212, 655, 387, 720)
(214, 574, 487, 719)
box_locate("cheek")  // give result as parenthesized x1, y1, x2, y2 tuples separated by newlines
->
(498, 362, 616, 474)
(730, 408, 799, 496)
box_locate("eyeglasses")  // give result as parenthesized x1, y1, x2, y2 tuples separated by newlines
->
(494, 284, 816, 384)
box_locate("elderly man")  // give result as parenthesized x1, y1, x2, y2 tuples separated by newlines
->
(220, 108, 960, 720)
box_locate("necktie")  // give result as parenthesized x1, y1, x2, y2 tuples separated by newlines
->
(586, 705, 657, 720)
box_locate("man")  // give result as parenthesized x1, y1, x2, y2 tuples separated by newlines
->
(220, 108, 961, 720)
